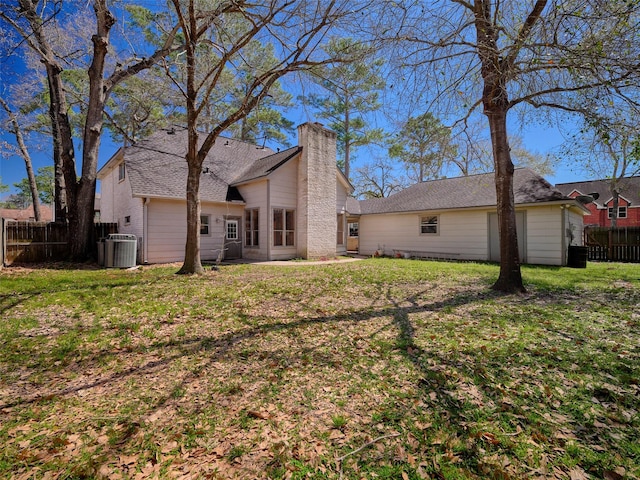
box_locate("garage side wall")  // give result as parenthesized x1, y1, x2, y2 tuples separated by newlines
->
(358, 210, 488, 260)
(525, 206, 563, 265)
(359, 205, 571, 266)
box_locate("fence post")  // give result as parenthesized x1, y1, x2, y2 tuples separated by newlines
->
(1, 218, 5, 268)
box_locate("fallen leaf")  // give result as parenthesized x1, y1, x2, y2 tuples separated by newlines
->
(247, 410, 271, 420)
(604, 470, 624, 480)
(480, 432, 500, 445)
(569, 467, 588, 480)
(414, 421, 432, 430)
(119, 454, 138, 466)
(161, 441, 178, 453)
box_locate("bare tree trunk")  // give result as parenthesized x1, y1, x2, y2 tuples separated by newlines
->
(610, 188, 619, 228)
(177, 0, 204, 275)
(178, 159, 205, 274)
(0, 98, 42, 221)
(344, 95, 350, 180)
(17, 0, 75, 223)
(474, 0, 527, 293)
(487, 110, 525, 293)
(68, 0, 115, 259)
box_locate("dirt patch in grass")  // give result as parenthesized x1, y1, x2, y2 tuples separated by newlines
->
(1, 260, 638, 479)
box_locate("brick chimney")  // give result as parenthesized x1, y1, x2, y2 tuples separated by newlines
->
(296, 123, 338, 258)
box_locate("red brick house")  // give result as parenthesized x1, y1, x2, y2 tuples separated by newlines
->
(555, 177, 640, 227)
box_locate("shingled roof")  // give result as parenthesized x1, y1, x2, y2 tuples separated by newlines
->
(355, 168, 569, 215)
(113, 127, 282, 202)
(555, 177, 640, 207)
(231, 147, 302, 185)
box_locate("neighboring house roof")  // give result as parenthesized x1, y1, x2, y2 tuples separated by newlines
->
(0, 205, 54, 222)
(99, 127, 278, 202)
(354, 168, 570, 215)
(555, 176, 640, 207)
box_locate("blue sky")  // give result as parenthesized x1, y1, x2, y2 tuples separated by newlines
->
(0, 114, 592, 200)
(0, 2, 602, 201)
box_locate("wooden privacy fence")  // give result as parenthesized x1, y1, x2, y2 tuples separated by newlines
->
(1, 219, 117, 265)
(584, 226, 640, 263)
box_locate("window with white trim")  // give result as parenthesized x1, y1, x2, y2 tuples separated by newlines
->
(348, 222, 359, 237)
(226, 219, 238, 240)
(118, 163, 126, 181)
(273, 208, 295, 246)
(245, 208, 259, 247)
(420, 215, 438, 235)
(608, 206, 627, 219)
(200, 215, 210, 235)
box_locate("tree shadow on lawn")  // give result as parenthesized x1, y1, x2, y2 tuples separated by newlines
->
(388, 289, 639, 478)
(1, 286, 495, 477)
(2, 283, 637, 477)
(0, 271, 160, 317)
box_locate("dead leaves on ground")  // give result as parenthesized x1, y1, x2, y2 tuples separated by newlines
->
(1, 263, 639, 479)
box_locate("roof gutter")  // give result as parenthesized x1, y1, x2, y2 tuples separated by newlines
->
(359, 199, 589, 216)
(131, 193, 245, 205)
(96, 147, 125, 179)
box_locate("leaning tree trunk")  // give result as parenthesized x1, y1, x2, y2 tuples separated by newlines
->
(23, 146, 42, 222)
(19, 0, 74, 223)
(0, 98, 42, 221)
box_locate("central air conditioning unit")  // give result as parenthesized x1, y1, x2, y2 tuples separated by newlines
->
(105, 234, 137, 268)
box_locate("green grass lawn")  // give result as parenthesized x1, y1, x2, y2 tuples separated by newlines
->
(1, 259, 638, 479)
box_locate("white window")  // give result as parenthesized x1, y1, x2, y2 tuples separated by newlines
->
(118, 163, 126, 182)
(226, 219, 238, 240)
(273, 208, 295, 246)
(245, 209, 259, 247)
(608, 206, 627, 219)
(200, 215, 210, 236)
(420, 216, 438, 235)
(348, 222, 359, 237)
(619, 206, 628, 218)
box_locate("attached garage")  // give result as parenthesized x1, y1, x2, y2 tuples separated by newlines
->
(351, 169, 589, 266)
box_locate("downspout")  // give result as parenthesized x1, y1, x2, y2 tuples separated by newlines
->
(266, 179, 271, 260)
(561, 205, 566, 265)
(143, 197, 150, 264)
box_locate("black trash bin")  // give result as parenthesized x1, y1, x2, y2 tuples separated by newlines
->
(568, 245, 588, 268)
(97, 238, 106, 266)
